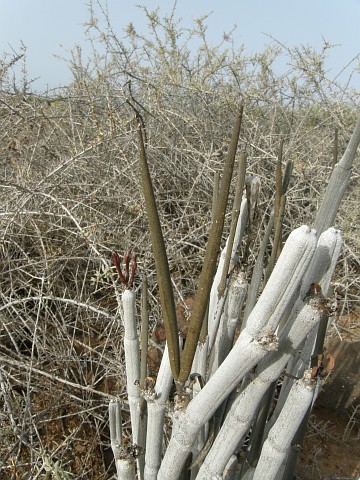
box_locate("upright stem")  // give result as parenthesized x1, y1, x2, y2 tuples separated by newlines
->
(243, 212, 274, 326)
(212, 171, 220, 221)
(122, 289, 141, 443)
(217, 151, 247, 297)
(140, 276, 149, 390)
(158, 226, 317, 479)
(144, 344, 174, 480)
(265, 143, 293, 283)
(252, 372, 317, 480)
(136, 115, 180, 380)
(332, 126, 338, 169)
(178, 107, 244, 384)
(314, 116, 360, 236)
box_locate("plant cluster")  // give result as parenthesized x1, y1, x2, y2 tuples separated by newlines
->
(0, 3, 359, 478)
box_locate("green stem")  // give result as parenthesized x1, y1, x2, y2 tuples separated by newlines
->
(178, 107, 244, 384)
(265, 152, 293, 284)
(136, 115, 180, 380)
(332, 126, 338, 170)
(211, 171, 220, 221)
(217, 150, 246, 297)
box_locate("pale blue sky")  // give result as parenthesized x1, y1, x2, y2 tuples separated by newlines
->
(1, 0, 360, 92)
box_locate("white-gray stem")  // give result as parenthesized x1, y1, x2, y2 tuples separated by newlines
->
(122, 288, 141, 443)
(313, 116, 360, 235)
(157, 226, 316, 479)
(252, 370, 319, 480)
(144, 343, 173, 480)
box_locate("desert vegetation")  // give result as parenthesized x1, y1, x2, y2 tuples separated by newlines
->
(0, 3, 359, 479)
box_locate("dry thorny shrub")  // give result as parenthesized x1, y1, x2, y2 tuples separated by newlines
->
(0, 4, 359, 478)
